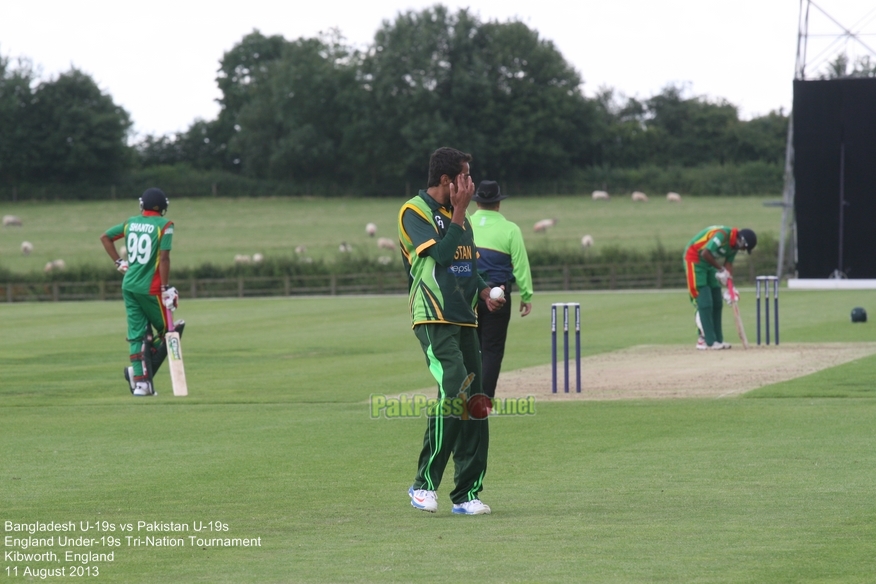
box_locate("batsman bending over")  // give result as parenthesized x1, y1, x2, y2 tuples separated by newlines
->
(683, 226, 756, 350)
(100, 188, 183, 396)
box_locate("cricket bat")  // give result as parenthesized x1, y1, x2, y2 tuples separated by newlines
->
(164, 306, 188, 396)
(727, 279, 750, 349)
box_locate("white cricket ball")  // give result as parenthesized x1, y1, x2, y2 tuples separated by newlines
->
(489, 287, 504, 300)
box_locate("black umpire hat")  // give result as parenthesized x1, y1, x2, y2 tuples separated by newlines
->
(473, 180, 508, 203)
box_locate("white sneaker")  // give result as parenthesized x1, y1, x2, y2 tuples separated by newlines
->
(708, 342, 728, 350)
(133, 381, 156, 396)
(452, 499, 491, 515)
(720, 341, 732, 349)
(696, 336, 707, 350)
(409, 487, 437, 513)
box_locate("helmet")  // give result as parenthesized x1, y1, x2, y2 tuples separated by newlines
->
(139, 188, 169, 215)
(737, 228, 757, 254)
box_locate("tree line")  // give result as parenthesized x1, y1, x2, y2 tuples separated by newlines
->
(16, 5, 873, 197)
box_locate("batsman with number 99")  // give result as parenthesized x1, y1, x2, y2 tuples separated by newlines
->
(99, 188, 185, 396)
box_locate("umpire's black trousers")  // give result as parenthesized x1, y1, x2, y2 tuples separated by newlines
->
(476, 289, 513, 398)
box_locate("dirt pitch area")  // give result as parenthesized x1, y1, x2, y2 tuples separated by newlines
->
(495, 343, 876, 400)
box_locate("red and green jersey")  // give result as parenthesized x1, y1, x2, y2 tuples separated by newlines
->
(684, 225, 738, 266)
(104, 212, 173, 295)
(398, 191, 486, 327)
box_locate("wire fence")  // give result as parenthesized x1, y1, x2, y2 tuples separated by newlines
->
(0, 259, 771, 302)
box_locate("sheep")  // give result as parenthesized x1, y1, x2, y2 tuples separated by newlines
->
(339, 242, 353, 253)
(21, 241, 33, 255)
(45, 259, 66, 273)
(376, 237, 396, 251)
(252, 253, 264, 263)
(377, 255, 393, 265)
(631, 191, 649, 202)
(3, 215, 22, 227)
(533, 218, 556, 233)
(581, 235, 594, 248)
(591, 190, 609, 201)
(365, 222, 378, 237)
(666, 192, 682, 202)
(234, 254, 252, 264)
(295, 245, 307, 254)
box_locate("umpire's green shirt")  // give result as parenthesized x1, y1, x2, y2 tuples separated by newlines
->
(398, 190, 488, 327)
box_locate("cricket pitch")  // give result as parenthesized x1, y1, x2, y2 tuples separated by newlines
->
(497, 343, 876, 400)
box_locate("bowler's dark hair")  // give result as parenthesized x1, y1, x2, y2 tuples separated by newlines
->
(427, 147, 472, 188)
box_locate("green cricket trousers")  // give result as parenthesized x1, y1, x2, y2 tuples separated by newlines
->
(412, 323, 489, 504)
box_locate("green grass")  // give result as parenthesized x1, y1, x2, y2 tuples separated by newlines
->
(2, 290, 875, 582)
(0, 195, 783, 274)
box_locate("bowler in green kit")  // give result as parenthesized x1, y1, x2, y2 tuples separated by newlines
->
(100, 188, 183, 396)
(398, 147, 505, 515)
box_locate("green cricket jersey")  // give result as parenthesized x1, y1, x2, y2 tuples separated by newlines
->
(684, 225, 738, 265)
(104, 212, 174, 295)
(398, 190, 486, 327)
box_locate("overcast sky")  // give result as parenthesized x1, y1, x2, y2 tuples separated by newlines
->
(2, 0, 874, 139)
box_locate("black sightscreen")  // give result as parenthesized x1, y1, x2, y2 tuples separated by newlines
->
(794, 78, 876, 278)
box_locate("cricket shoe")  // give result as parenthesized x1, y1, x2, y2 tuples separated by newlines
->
(124, 366, 136, 393)
(133, 381, 157, 397)
(708, 342, 729, 350)
(408, 487, 438, 513)
(696, 336, 707, 350)
(452, 499, 491, 515)
(719, 341, 732, 349)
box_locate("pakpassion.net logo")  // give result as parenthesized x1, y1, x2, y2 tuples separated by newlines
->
(370, 393, 536, 419)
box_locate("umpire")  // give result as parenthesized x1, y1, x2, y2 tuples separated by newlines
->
(471, 180, 534, 398)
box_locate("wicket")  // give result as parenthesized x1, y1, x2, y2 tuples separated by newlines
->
(551, 302, 581, 393)
(755, 276, 780, 345)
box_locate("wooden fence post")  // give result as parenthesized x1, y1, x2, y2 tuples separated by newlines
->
(52, 282, 59, 301)
(284, 276, 290, 296)
(238, 277, 244, 298)
(330, 275, 337, 296)
(190, 279, 197, 299)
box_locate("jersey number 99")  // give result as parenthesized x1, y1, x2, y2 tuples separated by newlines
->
(127, 233, 153, 265)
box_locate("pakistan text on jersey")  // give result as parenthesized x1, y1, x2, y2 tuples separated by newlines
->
(454, 245, 473, 260)
(129, 223, 156, 234)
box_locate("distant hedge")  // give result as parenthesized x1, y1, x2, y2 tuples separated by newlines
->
(0, 236, 778, 287)
(0, 161, 783, 202)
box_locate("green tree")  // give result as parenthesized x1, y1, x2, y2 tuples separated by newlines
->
(732, 110, 789, 165)
(361, 6, 597, 189)
(821, 53, 876, 78)
(232, 32, 361, 181)
(26, 69, 132, 182)
(0, 55, 35, 187)
(474, 20, 599, 181)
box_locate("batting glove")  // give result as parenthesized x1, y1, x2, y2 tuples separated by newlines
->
(161, 286, 179, 311)
(723, 288, 739, 305)
(115, 259, 129, 274)
(715, 268, 730, 286)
